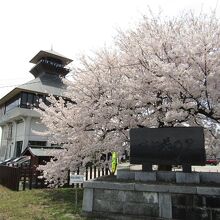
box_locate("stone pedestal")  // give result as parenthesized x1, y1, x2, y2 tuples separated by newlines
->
(117, 169, 220, 184)
(135, 171, 156, 182)
(117, 170, 135, 180)
(176, 172, 200, 184)
(82, 179, 220, 220)
(83, 165, 220, 219)
(157, 171, 176, 182)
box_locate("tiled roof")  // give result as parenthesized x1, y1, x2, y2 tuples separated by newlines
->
(17, 73, 67, 96)
(0, 73, 67, 105)
(23, 146, 63, 157)
(29, 50, 73, 65)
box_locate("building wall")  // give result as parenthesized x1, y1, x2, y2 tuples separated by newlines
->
(0, 125, 7, 161)
(0, 50, 70, 161)
(0, 127, 2, 147)
(0, 116, 50, 160)
(0, 121, 23, 160)
(16, 120, 25, 141)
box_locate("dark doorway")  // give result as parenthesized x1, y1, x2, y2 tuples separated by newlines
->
(15, 141, 23, 157)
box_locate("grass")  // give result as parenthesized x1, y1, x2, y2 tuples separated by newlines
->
(0, 185, 87, 220)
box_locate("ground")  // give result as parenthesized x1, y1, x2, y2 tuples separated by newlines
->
(0, 186, 86, 220)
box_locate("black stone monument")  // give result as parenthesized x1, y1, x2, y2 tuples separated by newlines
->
(130, 127, 206, 172)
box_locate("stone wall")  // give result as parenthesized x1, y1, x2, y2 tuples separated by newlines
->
(172, 194, 220, 219)
(82, 179, 220, 220)
(93, 189, 159, 218)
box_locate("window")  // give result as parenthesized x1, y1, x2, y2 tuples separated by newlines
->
(15, 141, 23, 157)
(0, 105, 5, 116)
(27, 93, 34, 107)
(33, 95, 39, 107)
(20, 92, 28, 108)
(5, 95, 21, 113)
(21, 92, 45, 109)
(28, 141, 47, 146)
(21, 92, 34, 108)
(7, 123, 13, 139)
(42, 96, 50, 106)
(2, 92, 51, 113)
(33, 94, 43, 107)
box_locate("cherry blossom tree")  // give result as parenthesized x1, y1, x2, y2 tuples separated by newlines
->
(38, 11, 220, 186)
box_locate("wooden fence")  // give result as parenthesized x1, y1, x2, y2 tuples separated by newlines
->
(0, 165, 20, 190)
(0, 164, 109, 191)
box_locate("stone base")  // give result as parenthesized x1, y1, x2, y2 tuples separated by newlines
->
(117, 169, 220, 184)
(117, 169, 135, 180)
(82, 179, 220, 220)
(176, 172, 200, 184)
(200, 172, 220, 184)
(156, 171, 176, 182)
(82, 211, 164, 220)
(135, 171, 156, 182)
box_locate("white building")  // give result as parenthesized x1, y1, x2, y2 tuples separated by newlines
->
(0, 50, 72, 161)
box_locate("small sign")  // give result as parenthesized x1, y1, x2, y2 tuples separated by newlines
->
(69, 174, 84, 185)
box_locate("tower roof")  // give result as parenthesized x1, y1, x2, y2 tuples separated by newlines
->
(29, 50, 73, 65)
(0, 73, 67, 106)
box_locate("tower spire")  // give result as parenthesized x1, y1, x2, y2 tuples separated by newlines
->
(29, 50, 73, 78)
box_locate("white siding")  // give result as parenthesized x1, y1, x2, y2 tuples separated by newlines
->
(16, 121, 25, 141)
(0, 125, 10, 160)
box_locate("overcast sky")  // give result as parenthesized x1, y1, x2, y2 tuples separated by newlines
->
(0, 0, 219, 99)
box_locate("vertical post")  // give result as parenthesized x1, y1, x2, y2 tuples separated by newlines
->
(89, 166, 92, 180)
(40, 175, 44, 188)
(94, 166, 96, 178)
(201, 196, 208, 219)
(182, 164, 192, 173)
(85, 166, 88, 181)
(77, 168, 80, 188)
(23, 165, 26, 191)
(142, 163, 152, 171)
(75, 188, 78, 209)
(159, 193, 172, 219)
(105, 167, 108, 175)
(16, 167, 21, 191)
(67, 169, 70, 186)
(35, 170, 38, 188)
(29, 166, 33, 190)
